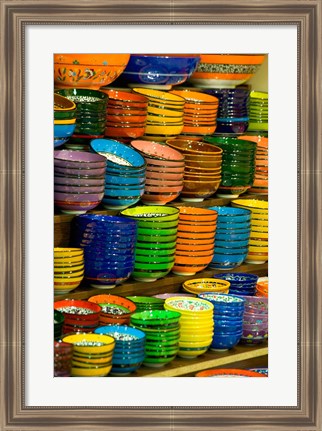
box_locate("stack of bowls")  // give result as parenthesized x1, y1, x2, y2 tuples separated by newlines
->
(90, 138, 146, 210)
(238, 295, 268, 346)
(256, 278, 268, 297)
(88, 294, 137, 326)
(169, 89, 219, 136)
(214, 273, 259, 296)
(117, 54, 200, 90)
(54, 53, 130, 90)
(182, 277, 230, 295)
(54, 247, 84, 294)
(54, 299, 102, 334)
(248, 91, 268, 132)
(197, 292, 245, 351)
(94, 325, 146, 376)
(172, 206, 218, 276)
(54, 93, 77, 148)
(100, 88, 148, 141)
(54, 340, 73, 377)
(166, 138, 223, 201)
(164, 296, 214, 358)
(61, 333, 115, 377)
(188, 54, 266, 88)
(126, 296, 165, 312)
(54, 149, 106, 214)
(130, 310, 181, 368)
(132, 87, 186, 141)
(231, 199, 268, 264)
(72, 214, 138, 288)
(203, 135, 256, 198)
(120, 206, 179, 282)
(54, 310, 65, 339)
(201, 87, 250, 135)
(129, 140, 185, 205)
(239, 134, 268, 195)
(54, 88, 108, 149)
(207, 206, 252, 270)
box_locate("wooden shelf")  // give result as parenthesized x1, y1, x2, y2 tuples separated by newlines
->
(124, 342, 268, 377)
(54, 262, 268, 300)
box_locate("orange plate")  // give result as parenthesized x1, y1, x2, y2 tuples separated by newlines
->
(195, 368, 266, 377)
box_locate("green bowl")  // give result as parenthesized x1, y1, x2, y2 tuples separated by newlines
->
(55, 88, 108, 112)
(121, 205, 180, 222)
(137, 226, 178, 236)
(130, 309, 181, 326)
(132, 268, 172, 281)
(134, 254, 176, 264)
(144, 330, 181, 342)
(144, 347, 179, 357)
(135, 219, 179, 229)
(142, 355, 177, 366)
(134, 247, 176, 257)
(135, 241, 177, 250)
(134, 260, 175, 271)
(204, 136, 257, 151)
(136, 233, 177, 243)
(54, 110, 77, 120)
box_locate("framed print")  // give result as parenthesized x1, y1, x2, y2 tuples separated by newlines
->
(0, 0, 321, 430)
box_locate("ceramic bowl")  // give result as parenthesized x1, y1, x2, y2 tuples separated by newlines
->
(54, 54, 130, 89)
(118, 54, 200, 89)
(182, 278, 230, 295)
(189, 54, 266, 88)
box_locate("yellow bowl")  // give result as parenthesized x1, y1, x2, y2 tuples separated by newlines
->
(147, 105, 184, 118)
(248, 245, 269, 253)
(250, 231, 268, 239)
(179, 339, 213, 348)
(179, 331, 214, 341)
(133, 87, 186, 105)
(182, 278, 230, 294)
(251, 218, 269, 226)
(54, 118, 77, 125)
(231, 198, 268, 210)
(178, 348, 209, 358)
(146, 114, 184, 124)
(54, 247, 84, 258)
(248, 239, 269, 247)
(54, 256, 84, 264)
(54, 264, 84, 273)
(144, 123, 184, 135)
(54, 270, 84, 282)
(71, 364, 112, 377)
(62, 333, 115, 355)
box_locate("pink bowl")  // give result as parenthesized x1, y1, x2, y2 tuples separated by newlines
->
(145, 170, 184, 181)
(145, 177, 183, 187)
(145, 163, 185, 173)
(130, 140, 185, 162)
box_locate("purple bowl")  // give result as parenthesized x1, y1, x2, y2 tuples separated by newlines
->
(54, 184, 105, 194)
(54, 175, 105, 187)
(54, 191, 104, 203)
(54, 149, 107, 168)
(54, 201, 102, 214)
(54, 165, 106, 177)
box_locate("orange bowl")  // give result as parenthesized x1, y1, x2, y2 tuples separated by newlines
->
(54, 54, 130, 90)
(179, 206, 218, 222)
(166, 139, 223, 157)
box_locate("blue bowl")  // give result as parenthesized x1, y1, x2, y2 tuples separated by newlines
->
(198, 291, 245, 304)
(210, 206, 252, 222)
(119, 54, 200, 86)
(54, 123, 76, 139)
(85, 265, 134, 280)
(102, 196, 141, 210)
(54, 137, 69, 148)
(104, 187, 145, 198)
(90, 138, 146, 169)
(210, 253, 248, 268)
(214, 239, 250, 248)
(105, 174, 145, 186)
(215, 232, 251, 241)
(214, 246, 249, 255)
(95, 325, 145, 341)
(215, 272, 258, 285)
(215, 225, 251, 233)
(210, 331, 243, 350)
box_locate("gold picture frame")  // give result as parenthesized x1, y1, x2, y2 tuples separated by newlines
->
(1, 0, 321, 429)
